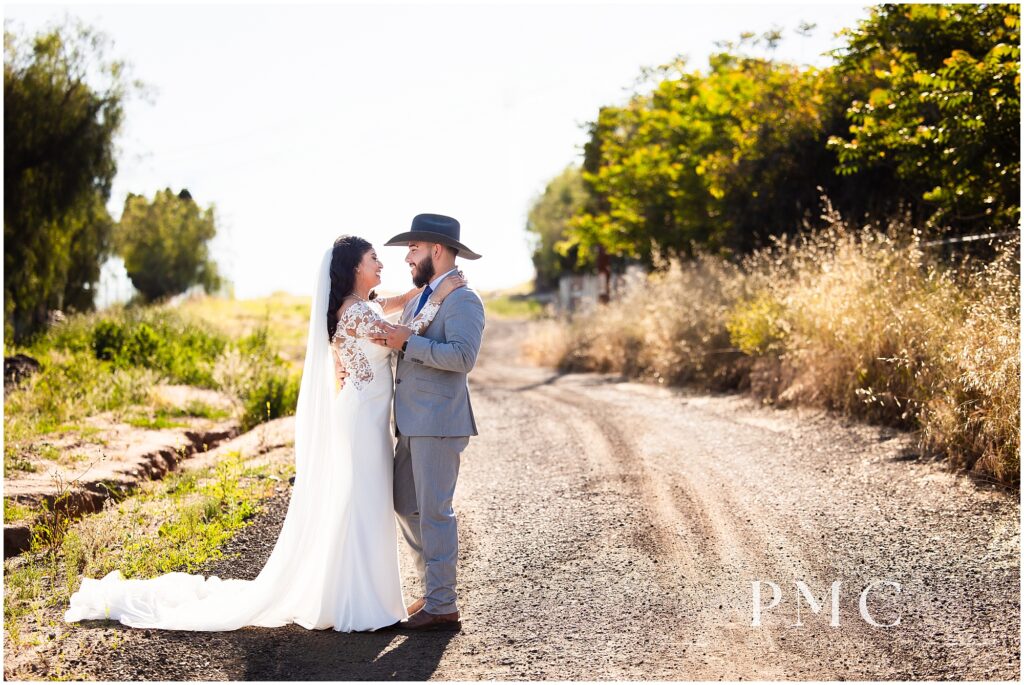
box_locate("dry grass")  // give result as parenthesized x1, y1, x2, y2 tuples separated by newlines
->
(528, 203, 1020, 486)
(178, 291, 311, 372)
(917, 242, 1020, 484)
(520, 319, 575, 367)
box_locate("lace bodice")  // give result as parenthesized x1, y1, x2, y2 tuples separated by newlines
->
(330, 297, 441, 390)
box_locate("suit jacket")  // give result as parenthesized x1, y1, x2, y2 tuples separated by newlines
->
(394, 276, 485, 437)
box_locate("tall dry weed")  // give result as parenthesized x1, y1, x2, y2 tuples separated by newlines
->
(520, 319, 575, 368)
(529, 202, 1020, 485)
(920, 235, 1019, 484)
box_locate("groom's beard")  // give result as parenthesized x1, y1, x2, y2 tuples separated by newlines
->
(411, 254, 435, 288)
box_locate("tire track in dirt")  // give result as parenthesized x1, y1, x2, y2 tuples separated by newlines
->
(531, 381, 894, 679)
(524, 363, 1016, 680)
(531, 382, 832, 679)
(44, 319, 1018, 681)
(467, 320, 1017, 679)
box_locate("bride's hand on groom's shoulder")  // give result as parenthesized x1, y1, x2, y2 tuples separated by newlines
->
(435, 271, 468, 299)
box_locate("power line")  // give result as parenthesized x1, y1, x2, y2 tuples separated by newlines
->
(919, 231, 1019, 247)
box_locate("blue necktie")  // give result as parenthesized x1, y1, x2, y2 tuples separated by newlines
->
(414, 284, 432, 316)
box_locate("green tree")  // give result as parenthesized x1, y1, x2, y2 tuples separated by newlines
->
(563, 37, 841, 267)
(57, 192, 116, 313)
(555, 11, 1020, 269)
(4, 20, 130, 343)
(526, 165, 588, 290)
(566, 59, 721, 268)
(115, 188, 222, 302)
(828, 3, 1021, 234)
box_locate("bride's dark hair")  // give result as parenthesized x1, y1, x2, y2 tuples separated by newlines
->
(327, 235, 378, 342)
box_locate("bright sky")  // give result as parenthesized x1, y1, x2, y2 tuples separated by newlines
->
(5, 1, 870, 300)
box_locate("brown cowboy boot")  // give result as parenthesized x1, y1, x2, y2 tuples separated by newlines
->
(406, 597, 426, 615)
(402, 607, 461, 632)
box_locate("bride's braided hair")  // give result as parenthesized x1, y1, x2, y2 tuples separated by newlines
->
(326, 235, 378, 342)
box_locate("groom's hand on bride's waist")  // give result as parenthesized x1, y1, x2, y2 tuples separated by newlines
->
(372, 324, 413, 351)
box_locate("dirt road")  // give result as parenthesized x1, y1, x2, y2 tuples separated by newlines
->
(62, 319, 1020, 680)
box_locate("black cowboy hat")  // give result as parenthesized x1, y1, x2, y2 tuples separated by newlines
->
(384, 213, 482, 260)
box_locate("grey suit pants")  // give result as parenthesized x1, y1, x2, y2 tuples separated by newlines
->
(393, 434, 469, 615)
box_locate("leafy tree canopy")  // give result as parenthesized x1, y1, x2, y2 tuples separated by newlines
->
(526, 165, 588, 289)
(4, 19, 133, 343)
(548, 6, 1020, 274)
(115, 188, 222, 303)
(828, 3, 1020, 232)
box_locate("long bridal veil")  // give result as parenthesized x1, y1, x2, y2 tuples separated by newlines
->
(65, 247, 358, 631)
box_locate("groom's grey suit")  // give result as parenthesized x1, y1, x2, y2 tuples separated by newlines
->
(393, 272, 485, 615)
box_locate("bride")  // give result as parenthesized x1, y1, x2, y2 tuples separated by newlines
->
(63, 235, 465, 632)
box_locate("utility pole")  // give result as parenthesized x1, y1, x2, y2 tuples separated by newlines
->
(597, 245, 610, 304)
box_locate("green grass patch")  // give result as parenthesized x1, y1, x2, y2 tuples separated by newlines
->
(484, 295, 546, 320)
(162, 400, 233, 420)
(126, 401, 234, 430)
(45, 304, 230, 387)
(5, 300, 301, 476)
(725, 291, 790, 356)
(125, 415, 190, 430)
(39, 444, 62, 461)
(4, 498, 35, 523)
(52, 423, 104, 438)
(4, 453, 38, 476)
(3, 450, 293, 660)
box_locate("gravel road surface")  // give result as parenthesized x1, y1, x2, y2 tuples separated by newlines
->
(57, 319, 1020, 680)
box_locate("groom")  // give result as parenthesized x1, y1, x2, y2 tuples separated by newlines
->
(374, 213, 485, 631)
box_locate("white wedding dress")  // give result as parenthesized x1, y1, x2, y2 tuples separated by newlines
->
(64, 247, 440, 632)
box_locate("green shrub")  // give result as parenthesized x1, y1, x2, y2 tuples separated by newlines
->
(238, 325, 270, 357)
(240, 369, 299, 432)
(726, 292, 789, 356)
(91, 320, 126, 361)
(56, 306, 229, 387)
(121, 323, 162, 366)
